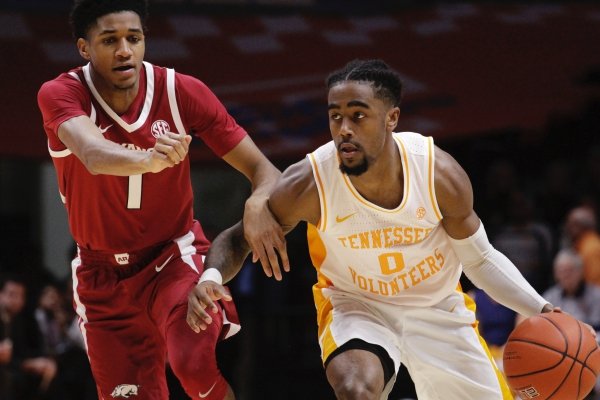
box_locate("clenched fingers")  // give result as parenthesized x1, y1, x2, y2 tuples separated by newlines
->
(154, 132, 191, 164)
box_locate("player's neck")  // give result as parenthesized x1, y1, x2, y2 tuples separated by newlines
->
(90, 68, 140, 115)
(349, 146, 404, 209)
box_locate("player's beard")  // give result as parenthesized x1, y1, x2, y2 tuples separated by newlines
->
(339, 158, 369, 176)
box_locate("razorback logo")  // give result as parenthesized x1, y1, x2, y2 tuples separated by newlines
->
(111, 384, 139, 398)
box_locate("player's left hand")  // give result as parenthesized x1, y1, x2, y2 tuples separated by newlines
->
(187, 281, 232, 333)
(243, 195, 289, 281)
(154, 131, 191, 165)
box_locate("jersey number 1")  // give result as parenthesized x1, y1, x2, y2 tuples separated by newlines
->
(127, 174, 142, 209)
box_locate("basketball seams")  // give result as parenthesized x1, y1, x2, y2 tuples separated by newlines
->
(504, 313, 600, 399)
(576, 320, 600, 377)
(504, 338, 566, 377)
(539, 314, 583, 400)
(573, 321, 583, 400)
(582, 346, 600, 376)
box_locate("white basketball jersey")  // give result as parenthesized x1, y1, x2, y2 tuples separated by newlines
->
(307, 132, 462, 307)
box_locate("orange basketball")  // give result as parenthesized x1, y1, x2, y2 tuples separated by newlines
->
(503, 312, 600, 400)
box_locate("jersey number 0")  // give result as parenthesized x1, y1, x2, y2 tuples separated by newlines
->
(379, 252, 406, 275)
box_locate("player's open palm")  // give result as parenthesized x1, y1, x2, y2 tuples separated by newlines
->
(187, 280, 232, 333)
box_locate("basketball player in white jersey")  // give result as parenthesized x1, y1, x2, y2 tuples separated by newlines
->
(187, 59, 556, 400)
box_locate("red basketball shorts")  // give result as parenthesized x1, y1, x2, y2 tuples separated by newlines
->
(71, 221, 240, 399)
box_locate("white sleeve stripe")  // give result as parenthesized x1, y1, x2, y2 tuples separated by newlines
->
(166, 68, 186, 135)
(48, 141, 72, 157)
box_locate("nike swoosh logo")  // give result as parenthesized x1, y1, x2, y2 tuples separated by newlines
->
(99, 124, 113, 134)
(199, 382, 217, 398)
(155, 254, 173, 272)
(335, 212, 357, 223)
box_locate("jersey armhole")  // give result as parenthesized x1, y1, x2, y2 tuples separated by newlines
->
(308, 153, 328, 231)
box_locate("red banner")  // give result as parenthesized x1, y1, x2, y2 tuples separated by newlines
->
(2, 3, 599, 160)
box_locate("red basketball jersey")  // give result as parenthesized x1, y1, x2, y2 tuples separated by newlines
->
(38, 62, 247, 253)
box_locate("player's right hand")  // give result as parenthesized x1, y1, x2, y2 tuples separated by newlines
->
(147, 132, 192, 173)
(186, 281, 232, 333)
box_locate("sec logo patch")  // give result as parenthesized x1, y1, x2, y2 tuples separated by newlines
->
(151, 120, 170, 138)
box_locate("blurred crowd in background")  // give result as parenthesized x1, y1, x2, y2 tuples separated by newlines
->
(1, 0, 600, 399)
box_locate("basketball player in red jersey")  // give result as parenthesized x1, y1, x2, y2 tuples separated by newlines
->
(37, 1, 287, 399)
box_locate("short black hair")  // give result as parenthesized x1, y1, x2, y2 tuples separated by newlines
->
(326, 59, 403, 107)
(69, 0, 149, 40)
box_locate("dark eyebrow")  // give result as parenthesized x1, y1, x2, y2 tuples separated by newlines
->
(98, 28, 143, 35)
(347, 100, 370, 109)
(328, 100, 370, 111)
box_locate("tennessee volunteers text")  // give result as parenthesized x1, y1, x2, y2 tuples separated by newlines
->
(347, 248, 445, 296)
(337, 226, 434, 249)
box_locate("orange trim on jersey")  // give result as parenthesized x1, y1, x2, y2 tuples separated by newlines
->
(340, 137, 409, 213)
(459, 289, 514, 399)
(307, 223, 337, 363)
(427, 137, 443, 221)
(314, 285, 336, 363)
(307, 223, 327, 268)
(478, 334, 514, 399)
(308, 153, 328, 231)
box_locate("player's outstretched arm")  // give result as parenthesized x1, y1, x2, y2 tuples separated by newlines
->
(434, 145, 552, 317)
(221, 136, 288, 273)
(204, 222, 252, 284)
(58, 116, 191, 175)
(187, 158, 319, 332)
(263, 158, 320, 279)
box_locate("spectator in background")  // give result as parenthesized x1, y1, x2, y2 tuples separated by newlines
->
(34, 284, 70, 357)
(564, 206, 600, 286)
(58, 277, 88, 352)
(543, 248, 600, 400)
(543, 249, 600, 336)
(1, 277, 16, 400)
(33, 282, 96, 400)
(0, 274, 59, 400)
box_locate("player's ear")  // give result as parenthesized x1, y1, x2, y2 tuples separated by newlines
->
(77, 38, 91, 61)
(386, 107, 400, 131)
